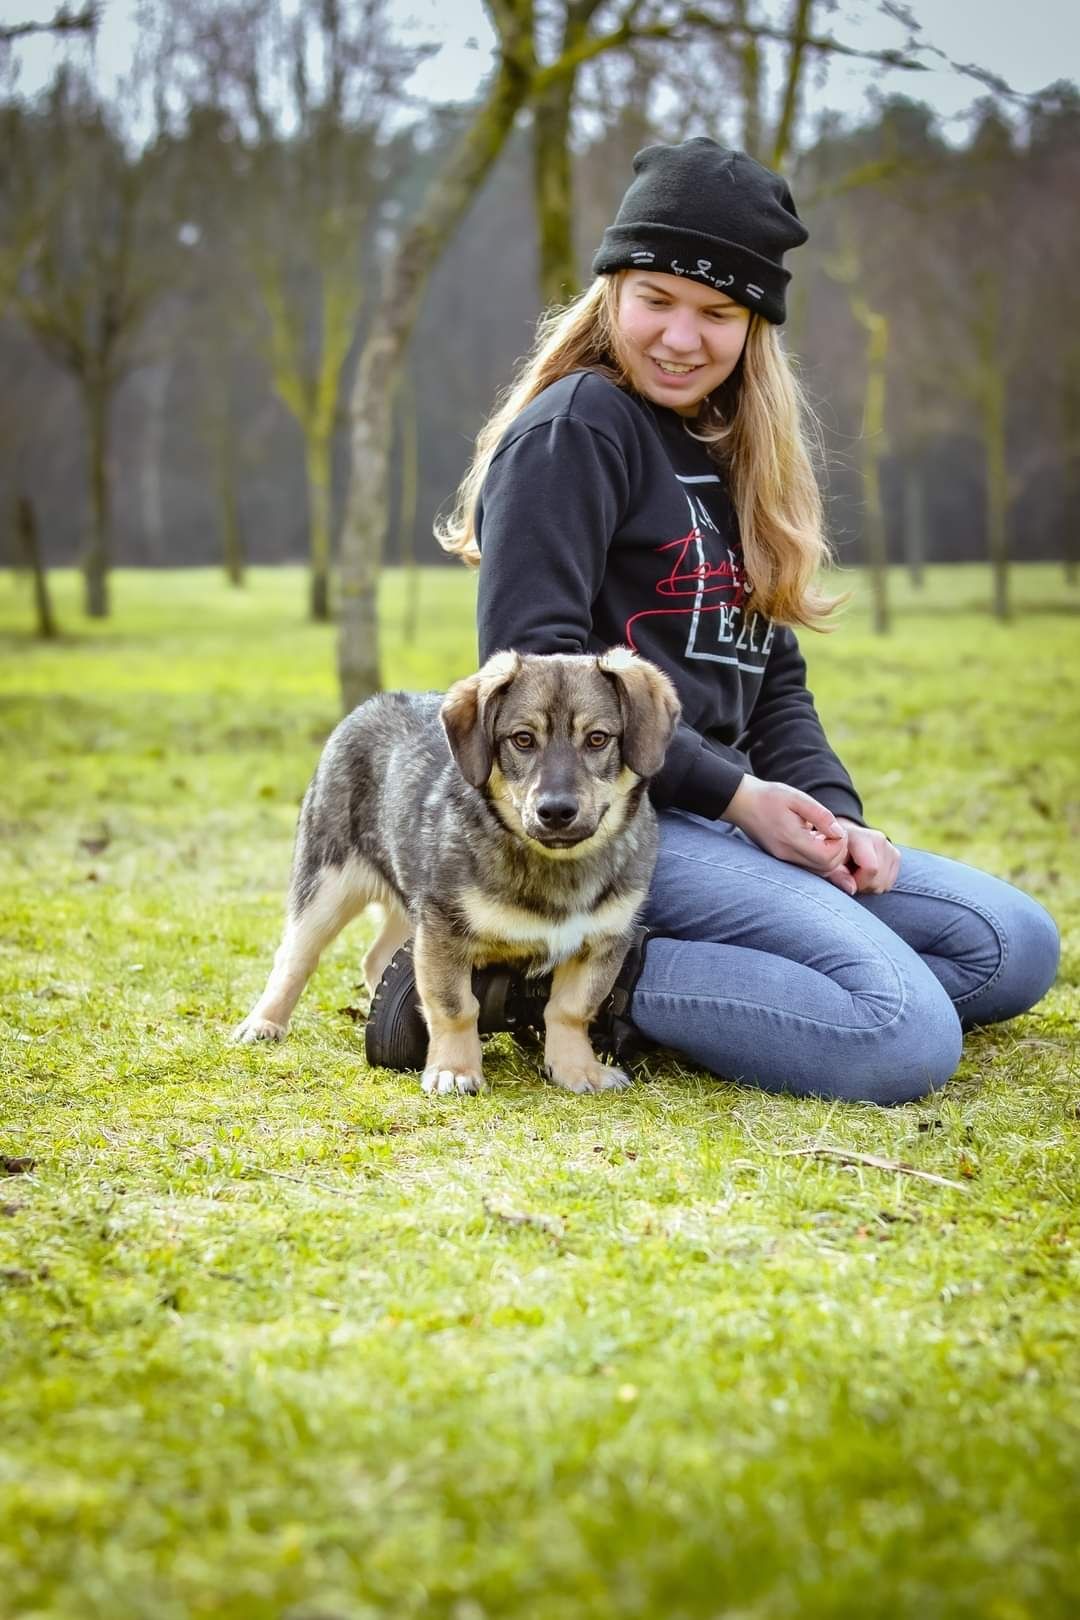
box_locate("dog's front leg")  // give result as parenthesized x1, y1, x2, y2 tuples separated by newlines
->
(544, 941, 633, 1095)
(412, 921, 485, 1096)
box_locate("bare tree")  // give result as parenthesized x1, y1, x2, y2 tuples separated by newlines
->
(338, 0, 539, 707)
(6, 71, 163, 616)
(804, 98, 949, 625)
(156, 0, 426, 620)
(1027, 83, 1080, 589)
(944, 106, 1025, 621)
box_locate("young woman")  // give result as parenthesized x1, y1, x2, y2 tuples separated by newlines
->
(370, 137, 1059, 1103)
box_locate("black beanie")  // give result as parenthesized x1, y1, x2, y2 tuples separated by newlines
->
(591, 137, 808, 325)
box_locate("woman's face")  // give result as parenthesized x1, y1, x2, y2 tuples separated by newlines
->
(615, 270, 751, 416)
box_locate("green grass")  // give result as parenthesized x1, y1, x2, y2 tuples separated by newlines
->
(1, 564, 1078, 1620)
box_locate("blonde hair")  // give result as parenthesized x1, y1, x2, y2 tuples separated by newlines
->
(436, 273, 841, 629)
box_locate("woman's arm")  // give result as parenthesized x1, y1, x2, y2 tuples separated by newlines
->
(740, 625, 864, 824)
(476, 415, 625, 662)
(738, 629, 902, 893)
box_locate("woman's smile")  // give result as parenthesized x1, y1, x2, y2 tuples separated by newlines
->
(648, 356, 706, 384)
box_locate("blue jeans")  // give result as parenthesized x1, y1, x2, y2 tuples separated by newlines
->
(632, 811, 1060, 1104)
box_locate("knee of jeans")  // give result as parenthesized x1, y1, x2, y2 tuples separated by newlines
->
(846, 984, 964, 1107)
(965, 890, 1061, 1025)
(1006, 895, 1060, 1009)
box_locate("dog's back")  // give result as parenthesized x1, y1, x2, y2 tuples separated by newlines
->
(290, 692, 452, 912)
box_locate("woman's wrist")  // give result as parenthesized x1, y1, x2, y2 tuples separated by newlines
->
(722, 774, 757, 829)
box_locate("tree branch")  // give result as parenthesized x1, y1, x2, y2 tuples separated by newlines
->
(0, 4, 97, 44)
(531, 6, 930, 96)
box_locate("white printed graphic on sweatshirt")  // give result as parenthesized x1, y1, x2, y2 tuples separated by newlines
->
(623, 473, 774, 671)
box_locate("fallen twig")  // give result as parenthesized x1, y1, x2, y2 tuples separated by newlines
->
(777, 1146, 968, 1191)
(258, 1168, 354, 1197)
(482, 1195, 564, 1242)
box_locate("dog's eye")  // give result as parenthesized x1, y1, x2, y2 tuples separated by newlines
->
(510, 731, 536, 751)
(586, 731, 611, 749)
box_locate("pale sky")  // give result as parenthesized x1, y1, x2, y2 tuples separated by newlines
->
(5, 0, 1079, 138)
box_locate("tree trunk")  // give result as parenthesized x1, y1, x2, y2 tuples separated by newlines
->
(337, 45, 534, 712)
(259, 254, 357, 622)
(854, 300, 889, 633)
(531, 0, 610, 307)
(310, 567, 330, 623)
(82, 376, 110, 618)
(219, 447, 246, 587)
(16, 495, 59, 639)
(139, 359, 170, 564)
(534, 77, 577, 306)
(731, 0, 764, 157)
(340, 333, 400, 704)
(306, 434, 332, 622)
(901, 456, 926, 589)
(1064, 342, 1080, 588)
(201, 356, 246, 586)
(975, 275, 1009, 621)
(397, 372, 420, 645)
(771, 0, 814, 167)
(983, 367, 1009, 621)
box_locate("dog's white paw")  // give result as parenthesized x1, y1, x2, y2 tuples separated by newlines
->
(232, 1016, 287, 1045)
(545, 1060, 632, 1094)
(421, 1066, 486, 1097)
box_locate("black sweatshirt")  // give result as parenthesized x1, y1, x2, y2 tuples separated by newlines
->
(475, 369, 864, 824)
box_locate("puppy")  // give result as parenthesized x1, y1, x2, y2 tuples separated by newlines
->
(233, 647, 680, 1095)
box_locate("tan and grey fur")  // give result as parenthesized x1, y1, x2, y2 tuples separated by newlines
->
(234, 648, 680, 1095)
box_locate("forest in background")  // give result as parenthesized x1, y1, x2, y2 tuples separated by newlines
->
(2, 0, 1079, 654)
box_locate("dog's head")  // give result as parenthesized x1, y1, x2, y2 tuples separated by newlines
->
(440, 648, 681, 853)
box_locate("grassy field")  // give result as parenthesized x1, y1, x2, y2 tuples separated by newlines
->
(1, 564, 1078, 1620)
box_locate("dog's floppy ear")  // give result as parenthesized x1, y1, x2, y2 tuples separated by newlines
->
(441, 650, 522, 788)
(598, 647, 681, 780)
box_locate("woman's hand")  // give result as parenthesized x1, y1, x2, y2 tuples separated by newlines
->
(835, 819, 900, 895)
(724, 776, 857, 896)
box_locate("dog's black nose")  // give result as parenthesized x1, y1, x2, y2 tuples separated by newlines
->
(535, 795, 578, 830)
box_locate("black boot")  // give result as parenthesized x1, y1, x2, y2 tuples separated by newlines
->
(589, 925, 652, 1066)
(364, 929, 652, 1073)
(364, 943, 550, 1071)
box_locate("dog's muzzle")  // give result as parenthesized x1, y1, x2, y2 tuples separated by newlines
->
(526, 793, 600, 848)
